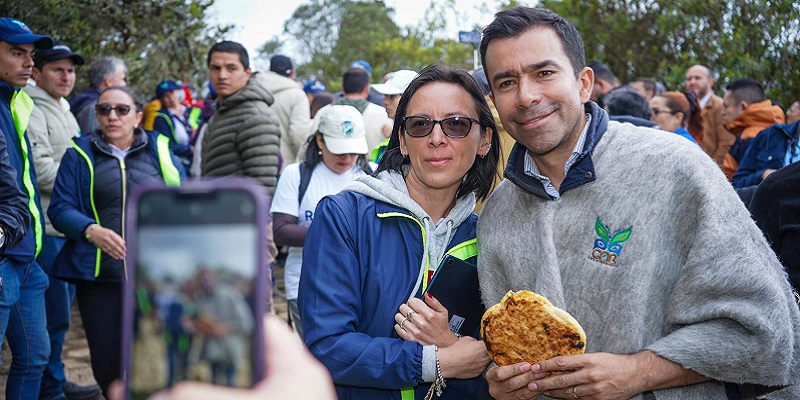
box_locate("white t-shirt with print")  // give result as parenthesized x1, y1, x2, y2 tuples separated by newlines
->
(271, 162, 370, 300)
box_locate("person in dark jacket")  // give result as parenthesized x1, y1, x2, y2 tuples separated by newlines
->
(750, 160, 800, 295)
(732, 120, 800, 189)
(69, 56, 127, 136)
(152, 79, 195, 169)
(299, 65, 500, 400)
(49, 86, 183, 398)
(0, 17, 54, 400)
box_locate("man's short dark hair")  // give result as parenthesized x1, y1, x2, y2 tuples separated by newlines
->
(604, 86, 651, 119)
(726, 78, 766, 105)
(342, 67, 370, 94)
(587, 61, 619, 86)
(88, 56, 126, 88)
(207, 41, 249, 70)
(480, 7, 585, 80)
(634, 77, 656, 95)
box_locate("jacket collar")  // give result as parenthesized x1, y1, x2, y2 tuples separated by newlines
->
(0, 80, 18, 104)
(503, 101, 609, 200)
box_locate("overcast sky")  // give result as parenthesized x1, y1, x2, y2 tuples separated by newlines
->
(209, 0, 502, 70)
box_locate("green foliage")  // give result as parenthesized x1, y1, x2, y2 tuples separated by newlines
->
(1, 0, 231, 102)
(540, 0, 800, 106)
(283, 0, 478, 89)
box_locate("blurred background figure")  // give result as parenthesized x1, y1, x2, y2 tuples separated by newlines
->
(650, 91, 704, 145)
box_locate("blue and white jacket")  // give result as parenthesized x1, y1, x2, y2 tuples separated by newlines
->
(299, 171, 489, 400)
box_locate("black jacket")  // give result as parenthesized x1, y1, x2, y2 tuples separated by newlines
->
(750, 161, 800, 293)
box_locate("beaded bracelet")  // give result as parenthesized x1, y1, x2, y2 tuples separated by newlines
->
(424, 346, 447, 400)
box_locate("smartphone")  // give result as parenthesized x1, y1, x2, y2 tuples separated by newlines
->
(122, 178, 271, 400)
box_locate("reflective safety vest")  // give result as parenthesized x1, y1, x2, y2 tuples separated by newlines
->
(376, 211, 477, 400)
(70, 133, 181, 277)
(10, 90, 43, 256)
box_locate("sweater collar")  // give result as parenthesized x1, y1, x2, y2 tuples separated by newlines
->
(504, 101, 608, 200)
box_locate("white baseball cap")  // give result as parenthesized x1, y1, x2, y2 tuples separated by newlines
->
(317, 105, 369, 155)
(371, 69, 417, 96)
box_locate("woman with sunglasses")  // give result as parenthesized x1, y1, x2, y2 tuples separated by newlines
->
(48, 86, 183, 397)
(298, 65, 500, 399)
(649, 91, 704, 145)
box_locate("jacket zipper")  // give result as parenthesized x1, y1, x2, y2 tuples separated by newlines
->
(119, 157, 127, 281)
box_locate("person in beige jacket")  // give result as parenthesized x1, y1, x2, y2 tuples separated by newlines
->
(256, 55, 311, 170)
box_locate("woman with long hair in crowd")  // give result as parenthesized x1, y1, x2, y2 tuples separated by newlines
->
(271, 104, 374, 338)
(298, 64, 500, 399)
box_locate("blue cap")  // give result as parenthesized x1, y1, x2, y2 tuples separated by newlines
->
(350, 60, 372, 76)
(0, 18, 53, 49)
(155, 79, 187, 99)
(303, 80, 326, 94)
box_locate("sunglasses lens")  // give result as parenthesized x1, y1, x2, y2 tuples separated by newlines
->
(405, 117, 433, 137)
(115, 106, 131, 115)
(442, 117, 472, 138)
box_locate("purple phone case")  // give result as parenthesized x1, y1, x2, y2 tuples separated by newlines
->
(121, 178, 271, 398)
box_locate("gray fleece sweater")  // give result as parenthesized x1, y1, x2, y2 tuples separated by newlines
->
(478, 121, 800, 399)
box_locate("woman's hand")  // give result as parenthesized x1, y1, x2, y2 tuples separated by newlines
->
(86, 224, 126, 259)
(437, 336, 490, 379)
(395, 293, 458, 347)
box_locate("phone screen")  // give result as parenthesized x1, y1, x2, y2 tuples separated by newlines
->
(125, 185, 267, 399)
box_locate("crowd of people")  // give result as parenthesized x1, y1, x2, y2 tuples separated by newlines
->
(0, 5, 800, 400)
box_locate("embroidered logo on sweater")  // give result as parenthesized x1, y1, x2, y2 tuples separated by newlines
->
(590, 217, 632, 267)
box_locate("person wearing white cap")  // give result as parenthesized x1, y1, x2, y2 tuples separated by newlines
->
(372, 69, 417, 120)
(369, 69, 417, 163)
(270, 104, 374, 338)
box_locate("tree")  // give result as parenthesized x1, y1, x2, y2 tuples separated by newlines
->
(536, 0, 800, 106)
(281, 0, 476, 89)
(1, 0, 231, 102)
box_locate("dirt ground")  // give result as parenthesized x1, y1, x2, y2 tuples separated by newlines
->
(0, 264, 290, 400)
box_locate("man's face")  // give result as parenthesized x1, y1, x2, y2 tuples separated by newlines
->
(208, 51, 251, 101)
(631, 81, 653, 101)
(721, 90, 744, 125)
(685, 66, 712, 98)
(0, 41, 35, 87)
(382, 94, 401, 119)
(486, 27, 592, 158)
(33, 58, 76, 100)
(161, 90, 180, 109)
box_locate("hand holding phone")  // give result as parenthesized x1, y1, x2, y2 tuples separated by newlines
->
(122, 179, 270, 399)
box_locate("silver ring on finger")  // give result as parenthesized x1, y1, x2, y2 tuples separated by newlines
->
(399, 316, 409, 331)
(571, 386, 578, 399)
(406, 310, 416, 319)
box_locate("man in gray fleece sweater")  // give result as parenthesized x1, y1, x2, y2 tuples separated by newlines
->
(477, 7, 800, 400)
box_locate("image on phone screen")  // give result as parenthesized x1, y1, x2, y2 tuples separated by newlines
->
(125, 187, 267, 399)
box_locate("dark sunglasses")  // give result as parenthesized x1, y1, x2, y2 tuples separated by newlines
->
(402, 116, 477, 138)
(95, 104, 132, 116)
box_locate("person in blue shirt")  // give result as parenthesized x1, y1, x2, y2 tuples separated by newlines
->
(649, 91, 703, 145)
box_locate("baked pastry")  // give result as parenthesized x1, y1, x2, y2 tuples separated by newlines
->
(481, 290, 586, 366)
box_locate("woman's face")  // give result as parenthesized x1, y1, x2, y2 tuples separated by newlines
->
(96, 89, 142, 143)
(649, 96, 683, 132)
(316, 135, 360, 174)
(399, 82, 491, 196)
